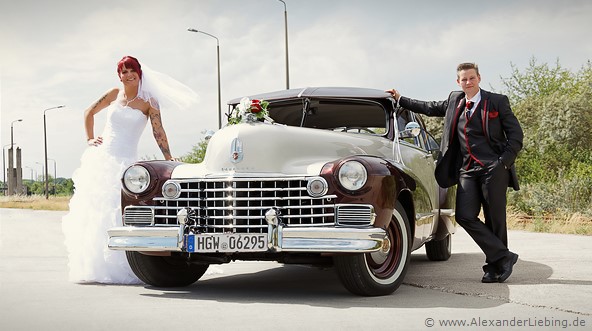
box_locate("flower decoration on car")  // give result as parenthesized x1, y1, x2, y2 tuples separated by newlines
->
(227, 97, 270, 125)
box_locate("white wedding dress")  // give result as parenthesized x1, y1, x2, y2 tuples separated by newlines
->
(62, 97, 148, 284)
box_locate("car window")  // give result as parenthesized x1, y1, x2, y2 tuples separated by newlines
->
(396, 109, 418, 146)
(426, 132, 439, 151)
(413, 114, 440, 151)
(410, 113, 428, 150)
(413, 114, 441, 151)
(396, 110, 436, 150)
(269, 99, 388, 136)
(266, 101, 304, 126)
(396, 109, 412, 132)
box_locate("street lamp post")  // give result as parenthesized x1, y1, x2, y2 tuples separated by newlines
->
(278, 0, 290, 89)
(24, 166, 34, 181)
(9, 119, 23, 195)
(47, 158, 57, 195)
(2, 143, 14, 195)
(43, 105, 65, 199)
(187, 28, 222, 129)
(10, 119, 23, 156)
(35, 162, 44, 184)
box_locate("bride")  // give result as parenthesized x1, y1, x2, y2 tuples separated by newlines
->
(61, 56, 197, 284)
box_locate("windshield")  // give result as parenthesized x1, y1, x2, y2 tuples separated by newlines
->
(268, 99, 388, 135)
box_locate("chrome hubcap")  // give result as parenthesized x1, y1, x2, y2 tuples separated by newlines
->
(370, 237, 391, 265)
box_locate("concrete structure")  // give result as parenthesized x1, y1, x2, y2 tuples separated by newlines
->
(6, 147, 23, 195)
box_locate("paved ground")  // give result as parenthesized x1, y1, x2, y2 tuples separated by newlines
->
(1, 208, 590, 330)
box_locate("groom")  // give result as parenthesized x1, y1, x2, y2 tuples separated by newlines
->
(387, 62, 523, 283)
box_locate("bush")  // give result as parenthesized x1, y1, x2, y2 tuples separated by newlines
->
(500, 58, 592, 219)
(509, 175, 592, 217)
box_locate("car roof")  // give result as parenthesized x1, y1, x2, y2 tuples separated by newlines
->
(227, 87, 393, 105)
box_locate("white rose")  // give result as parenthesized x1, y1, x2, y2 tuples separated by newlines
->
(238, 97, 251, 113)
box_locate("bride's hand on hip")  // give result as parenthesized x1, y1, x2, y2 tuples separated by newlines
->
(87, 137, 103, 146)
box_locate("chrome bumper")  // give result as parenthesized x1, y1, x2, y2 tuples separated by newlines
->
(108, 225, 387, 253)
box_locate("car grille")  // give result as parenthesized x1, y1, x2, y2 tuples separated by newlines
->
(152, 177, 338, 234)
(123, 207, 154, 225)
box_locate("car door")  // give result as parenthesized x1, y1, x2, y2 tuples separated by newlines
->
(396, 110, 439, 242)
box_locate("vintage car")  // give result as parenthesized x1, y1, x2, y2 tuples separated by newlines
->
(108, 87, 456, 296)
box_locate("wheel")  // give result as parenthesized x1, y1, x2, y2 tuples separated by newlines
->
(425, 234, 452, 261)
(334, 201, 411, 296)
(126, 251, 209, 287)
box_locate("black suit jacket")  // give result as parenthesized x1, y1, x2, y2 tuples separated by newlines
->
(399, 89, 523, 190)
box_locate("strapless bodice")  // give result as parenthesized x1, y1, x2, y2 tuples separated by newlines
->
(99, 103, 148, 159)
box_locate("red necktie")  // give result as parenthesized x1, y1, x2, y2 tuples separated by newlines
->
(465, 101, 474, 118)
(466, 101, 474, 110)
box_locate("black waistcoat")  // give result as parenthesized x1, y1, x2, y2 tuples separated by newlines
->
(457, 104, 499, 170)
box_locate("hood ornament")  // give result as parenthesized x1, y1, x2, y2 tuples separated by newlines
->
(230, 137, 244, 163)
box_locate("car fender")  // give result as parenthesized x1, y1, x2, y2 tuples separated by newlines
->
(319, 155, 417, 230)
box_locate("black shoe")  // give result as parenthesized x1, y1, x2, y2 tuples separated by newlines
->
(498, 252, 519, 283)
(481, 271, 499, 283)
(481, 264, 499, 283)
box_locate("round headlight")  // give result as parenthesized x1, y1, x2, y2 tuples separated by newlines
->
(307, 177, 328, 197)
(162, 181, 181, 199)
(123, 165, 151, 194)
(338, 161, 367, 191)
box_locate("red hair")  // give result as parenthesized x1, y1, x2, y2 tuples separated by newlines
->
(117, 56, 142, 78)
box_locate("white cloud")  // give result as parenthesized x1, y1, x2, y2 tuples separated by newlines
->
(1, 0, 591, 178)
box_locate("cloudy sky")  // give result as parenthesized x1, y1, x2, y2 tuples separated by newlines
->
(1, 0, 591, 179)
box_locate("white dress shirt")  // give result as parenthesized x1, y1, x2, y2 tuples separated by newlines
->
(466, 89, 482, 117)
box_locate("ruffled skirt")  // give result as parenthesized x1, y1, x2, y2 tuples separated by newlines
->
(62, 146, 142, 284)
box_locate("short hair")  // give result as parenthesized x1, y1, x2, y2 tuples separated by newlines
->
(457, 62, 479, 77)
(117, 56, 142, 79)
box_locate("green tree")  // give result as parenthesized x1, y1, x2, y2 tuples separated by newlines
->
(180, 131, 213, 164)
(500, 58, 584, 104)
(499, 58, 592, 216)
(23, 176, 74, 196)
(58, 178, 74, 195)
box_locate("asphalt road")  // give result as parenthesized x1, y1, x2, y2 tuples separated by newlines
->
(1, 208, 590, 331)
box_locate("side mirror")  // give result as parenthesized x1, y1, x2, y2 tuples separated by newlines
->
(399, 122, 421, 139)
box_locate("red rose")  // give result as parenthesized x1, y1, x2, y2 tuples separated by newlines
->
(250, 99, 262, 113)
(488, 110, 499, 119)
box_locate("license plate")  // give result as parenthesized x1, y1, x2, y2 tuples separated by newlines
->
(185, 234, 268, 253)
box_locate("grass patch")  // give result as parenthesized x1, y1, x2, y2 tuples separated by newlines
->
(507, 209, 592, 235)
(0, 195, 71, 211)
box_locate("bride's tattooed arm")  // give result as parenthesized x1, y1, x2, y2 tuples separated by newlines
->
(85, 88, 118, 144)
(148, 105, 173, 160)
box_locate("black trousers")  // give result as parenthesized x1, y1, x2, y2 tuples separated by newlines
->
(455, 161, 510, 268)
